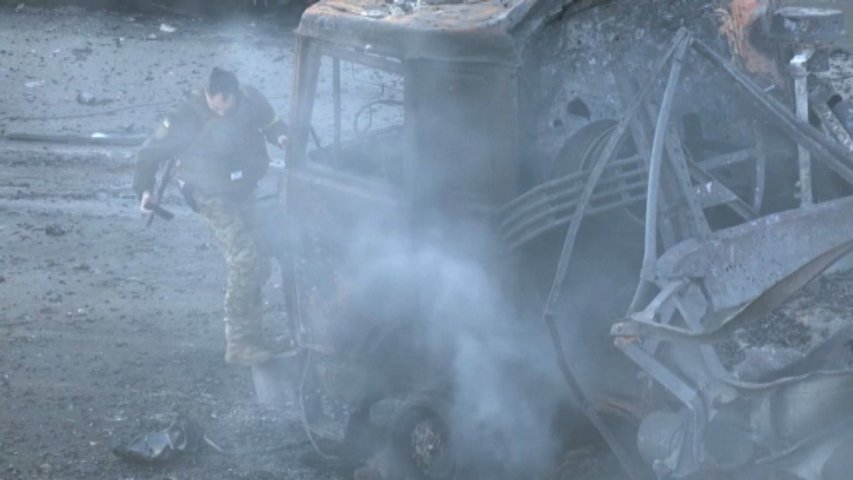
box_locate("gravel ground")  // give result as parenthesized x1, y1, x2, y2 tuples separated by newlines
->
(0, 6, 343, 480)
(2, 4, 853, 480)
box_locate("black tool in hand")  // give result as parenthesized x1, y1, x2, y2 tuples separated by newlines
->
(146, 157, 177, 227)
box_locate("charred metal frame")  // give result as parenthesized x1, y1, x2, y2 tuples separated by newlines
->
(287, 39, 404, 166)
(281, 2, 853, 478)
(532, 25, 853, 479)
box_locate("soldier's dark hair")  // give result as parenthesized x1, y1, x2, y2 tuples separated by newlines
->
(208, 67, 239, 97)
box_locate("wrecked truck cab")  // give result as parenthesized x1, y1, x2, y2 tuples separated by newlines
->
(283, 0, 563, 380)
(287, 0, 530, 206)
(281, 4, 543, 475)
(280, 0, 622, 476)
(277, 0, 853, 479)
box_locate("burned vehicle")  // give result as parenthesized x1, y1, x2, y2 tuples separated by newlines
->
(261, 0, 853, 478)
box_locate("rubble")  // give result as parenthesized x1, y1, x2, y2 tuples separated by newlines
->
(43, 223, 67, 236)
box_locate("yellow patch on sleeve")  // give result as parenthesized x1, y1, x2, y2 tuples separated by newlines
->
(264, 117, 280, 130)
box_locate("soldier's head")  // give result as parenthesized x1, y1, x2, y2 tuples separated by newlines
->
(205, 67, 239, 116)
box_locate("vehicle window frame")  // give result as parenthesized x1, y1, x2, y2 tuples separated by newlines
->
(304, 44, 407, 184)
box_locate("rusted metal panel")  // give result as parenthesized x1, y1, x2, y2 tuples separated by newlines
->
(283, 1, 853, 477)
(296, 0, 533, 63)
(656, 196, 853, 311)
(295, 0, 611, 63)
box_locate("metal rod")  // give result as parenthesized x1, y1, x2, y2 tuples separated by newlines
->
(686, 158, 756, 220)
(507, 193, 647, 249)
(637, 100, 686, 247)
(502, 154, 645, 215)
(288, 38, 323, 167)
(618, 342, 703, 415)
(545, 25, 691, 314)
(541, 28, 691, 480)
(692, 39, 853, 185)
(813, 100, 853, 156)
(639, 36, 691, 281)
(503, 178, 648, 240)
(505, 189, 648, 247)
(791, 48, 815, 205)
(320, 43, 404, 75)
(752, 122, 767, 214)
(696, 147, 756, 170)
(501, 156, 645, 228)
(663, 124, 711, 238)
(612, 80, 658, 315)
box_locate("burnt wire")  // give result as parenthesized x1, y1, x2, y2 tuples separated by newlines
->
(277, 232, 339, 464)
(345, 60, 404, 96)
(297, 350, 343, 463)
(353, 99, 404, 134)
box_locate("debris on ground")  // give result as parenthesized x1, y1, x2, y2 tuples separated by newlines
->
(76, 91, 113, 107)
(112, 415, 203, 464)
(43, 223, 67, 236)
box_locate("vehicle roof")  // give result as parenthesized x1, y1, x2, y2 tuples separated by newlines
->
(296, 0, 607, 64)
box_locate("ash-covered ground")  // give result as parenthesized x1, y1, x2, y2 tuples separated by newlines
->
(2, 3, 853, 480)
(0, 6, 344, 480)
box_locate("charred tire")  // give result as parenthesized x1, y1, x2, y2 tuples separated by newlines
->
(390, 391, 457, 480)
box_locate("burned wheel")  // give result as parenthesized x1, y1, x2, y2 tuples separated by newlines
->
(391, 402, 457, 480)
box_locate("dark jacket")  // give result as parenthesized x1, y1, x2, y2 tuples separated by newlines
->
(133, 85, 287, 200)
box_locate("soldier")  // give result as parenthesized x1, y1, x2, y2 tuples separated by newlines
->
(133, 67, 290, 366)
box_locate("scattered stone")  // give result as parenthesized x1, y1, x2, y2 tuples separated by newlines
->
(44, 224, 67, 237)
(76, 91, 95, 105)
(35, 462, 52, 478)
(70, 45, 92, 61)
(72, 263, 91, 272)
(160, 23, 177, 34)
(76, 91, 113, 106)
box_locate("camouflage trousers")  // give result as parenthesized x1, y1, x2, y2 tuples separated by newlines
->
(194, 192, 271, 347)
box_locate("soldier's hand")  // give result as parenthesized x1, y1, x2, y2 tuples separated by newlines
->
(140, 191, 154, 213)
(277, 134, 288, 149)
